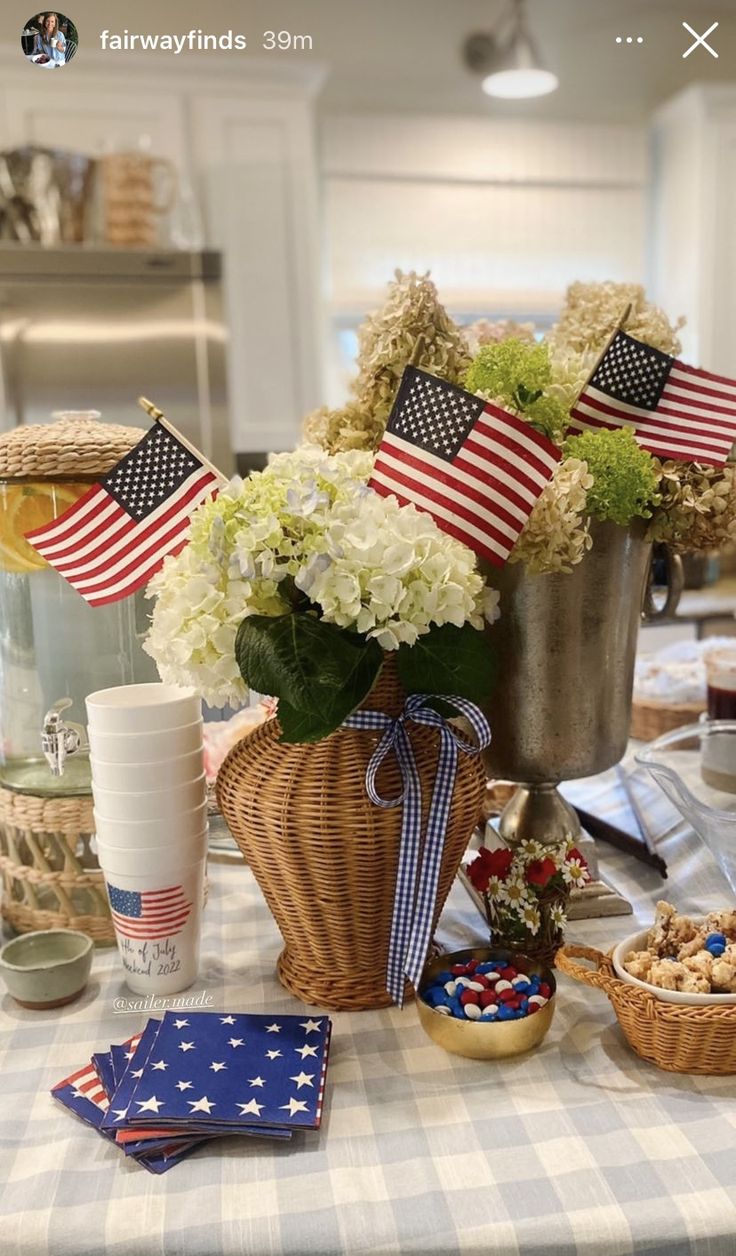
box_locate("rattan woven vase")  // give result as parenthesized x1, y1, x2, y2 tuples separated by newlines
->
(216, 663, 485, 1011)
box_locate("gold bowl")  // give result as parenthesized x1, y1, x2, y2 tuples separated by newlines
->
(417, 946, 556, 1060)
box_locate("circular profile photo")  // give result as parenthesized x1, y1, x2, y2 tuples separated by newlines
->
(21, 12, 78, 68)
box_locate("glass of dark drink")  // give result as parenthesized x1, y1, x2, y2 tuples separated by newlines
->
(706, 650, 736, 719)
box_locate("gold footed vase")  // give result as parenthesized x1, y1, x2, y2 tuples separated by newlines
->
(216, 661, 485, 1011)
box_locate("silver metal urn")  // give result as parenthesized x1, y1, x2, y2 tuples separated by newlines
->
(481, 520, 682, 846)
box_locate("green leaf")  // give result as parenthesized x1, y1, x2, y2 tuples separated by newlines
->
(275, 699, 339, 744)
(516, 383, 543, 408)
(395, 624, 496, 704)
(235, 613, 383, 742)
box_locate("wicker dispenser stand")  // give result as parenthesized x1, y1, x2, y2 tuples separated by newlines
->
(0, 416, 144, 943)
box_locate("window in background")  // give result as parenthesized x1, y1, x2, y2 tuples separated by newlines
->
(321, 114, 649, 406)
(327, 310, 557, 406)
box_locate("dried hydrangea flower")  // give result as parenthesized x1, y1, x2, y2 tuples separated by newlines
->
(549, 281, 685, 360)
(353, 270, 470, 428)
(647, 460, 736, 551)
(509, 457, 594, 574)
(302, 271, 470, 455)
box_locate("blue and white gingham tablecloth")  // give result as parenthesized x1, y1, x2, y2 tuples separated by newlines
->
(2, 749, 736, 1256)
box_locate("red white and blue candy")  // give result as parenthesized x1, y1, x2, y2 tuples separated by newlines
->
(421, 958, 551, 1021)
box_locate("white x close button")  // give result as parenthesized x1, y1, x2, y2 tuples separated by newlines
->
(682, 20, 719, 59)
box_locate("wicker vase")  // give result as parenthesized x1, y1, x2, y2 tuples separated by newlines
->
(216, 662, 485, 1011)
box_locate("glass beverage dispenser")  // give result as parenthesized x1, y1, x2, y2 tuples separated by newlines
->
(0, 413, 158, 937)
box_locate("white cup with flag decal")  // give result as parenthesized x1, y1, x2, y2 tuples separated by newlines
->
(96, 843, 206, 995)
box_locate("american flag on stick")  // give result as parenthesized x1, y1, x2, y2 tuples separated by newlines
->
(107, 882, 193, 940)
(25, 405, 225, 606)
(368, 366, 560, 566)
(569, 330, 736, 465)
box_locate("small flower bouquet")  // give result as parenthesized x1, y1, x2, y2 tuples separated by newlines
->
(465, 840, 589, 964)
(145, 447, 499, 742)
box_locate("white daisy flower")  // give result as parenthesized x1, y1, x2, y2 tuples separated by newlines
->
(486, 874, 505, 901)
(562, 857, 588, 888)
(550, 902, 567, 928)
(498, 877, 530, 909)
(520, 903, 541, 935)
(518, 839, 545, 861)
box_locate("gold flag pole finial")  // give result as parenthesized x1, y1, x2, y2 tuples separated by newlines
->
(138, 396, 165, 422)
(136, 396, 228, 486)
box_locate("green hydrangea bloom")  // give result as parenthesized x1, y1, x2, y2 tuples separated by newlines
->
(463, 340, 568, 441)
(563, 427, 661, 527)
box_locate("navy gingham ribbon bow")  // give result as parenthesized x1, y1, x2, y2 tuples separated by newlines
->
(343, 694, 491, 1007)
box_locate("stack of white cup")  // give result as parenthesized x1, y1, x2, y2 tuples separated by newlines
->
(86, 684, 207, 996)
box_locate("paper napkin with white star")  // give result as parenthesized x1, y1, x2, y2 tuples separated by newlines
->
(124, 1011, 331, 1131)
(51, 1010, 333, 1173)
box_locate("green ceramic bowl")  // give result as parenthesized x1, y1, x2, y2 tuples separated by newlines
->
(0, 929, 93, 1009)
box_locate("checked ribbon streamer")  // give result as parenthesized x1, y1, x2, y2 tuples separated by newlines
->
(343, 694, 491, 1007)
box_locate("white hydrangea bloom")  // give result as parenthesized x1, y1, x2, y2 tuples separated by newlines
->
(144, 445, 494, 704)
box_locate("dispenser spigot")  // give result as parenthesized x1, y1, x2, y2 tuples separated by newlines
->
(41, 699, 87, 776)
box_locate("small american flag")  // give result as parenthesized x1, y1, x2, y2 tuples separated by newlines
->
(369, 366, 560, 566)
(570, 330, 736, 465)
(107, 883, 192, 940)
(25, 420, 222, 606)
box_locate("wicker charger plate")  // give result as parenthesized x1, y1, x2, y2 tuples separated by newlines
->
(556, 943, 736, 1074)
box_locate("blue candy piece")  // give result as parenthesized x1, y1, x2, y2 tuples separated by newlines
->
(706, 933, 726, 948)
(497, 1004, 515, 1021)
(475, 963, 493, 974)
(435, 970, 454, 984)
(709, 943, 726, 957)
(480, 1011, 498, 1021)
(519, 997, 529, 1010)
(514, 981, 531, 994)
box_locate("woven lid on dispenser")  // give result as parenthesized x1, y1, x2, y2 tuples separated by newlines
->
(0, 412, 144, 480)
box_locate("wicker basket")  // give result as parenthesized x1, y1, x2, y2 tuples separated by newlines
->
(0, 786, 115, 943)
(630, 697, 705, 742)
(556, 943, 736, 1074)
(216, 661, 485, 1011)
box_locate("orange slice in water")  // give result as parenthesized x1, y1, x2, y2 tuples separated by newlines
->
(0, 482, 90, 573)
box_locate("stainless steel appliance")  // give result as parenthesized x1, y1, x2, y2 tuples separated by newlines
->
(0, 247, 232, 474)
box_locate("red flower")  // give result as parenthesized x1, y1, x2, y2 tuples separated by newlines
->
(525, 857, 557, 889)
(466, 846, 514, 892)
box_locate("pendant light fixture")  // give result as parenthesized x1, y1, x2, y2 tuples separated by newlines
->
(463, 0, 559, 100)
